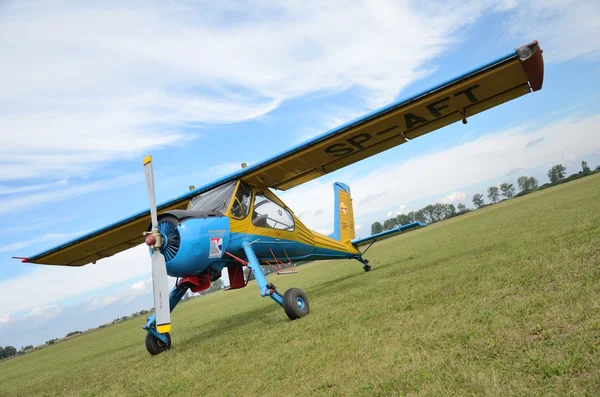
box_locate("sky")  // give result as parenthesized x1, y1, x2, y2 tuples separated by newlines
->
(1, 0, 599, 348)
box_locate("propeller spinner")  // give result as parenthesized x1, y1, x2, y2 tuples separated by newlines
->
(143, 155, 171, 334)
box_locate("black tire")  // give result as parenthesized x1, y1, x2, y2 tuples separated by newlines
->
(145, 332, 172, 355)
(283, 288, 310, 320)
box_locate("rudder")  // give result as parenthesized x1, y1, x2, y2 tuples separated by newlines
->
(331, 182, 355, 244)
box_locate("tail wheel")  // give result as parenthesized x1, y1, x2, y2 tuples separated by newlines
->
(145, 332, 172, 355)
(283, 288, 310, 320)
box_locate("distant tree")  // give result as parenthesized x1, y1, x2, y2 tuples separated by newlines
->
(499, 183, 516, 199)
(212, 279, 223, 291)
(445, 204, 456, 218)
(472, 194, 485, 208)
(529, 177, 539, 189)
(457, 203, 467, 214)
(0, 346, 4, 359)
(487, 186, 500, 203)
(582, 160, 591, 175)
(422, 204, 436, 223)
(22, 345, 33, 351)
(371, 221, 383, 235)
(596, 165, 600, 171)
(383, 218, 397, 230)
(517, 176, 539, 192)
(517, 176, 529, 191)
(3, 346, 16, 358)
(432, 203, 446, 221)
(548, 164, 567, 183)
(395, 213, 412, 226)
(416, 210, 427, 223)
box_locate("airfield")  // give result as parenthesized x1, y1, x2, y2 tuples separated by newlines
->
(1, 173, 599, 396)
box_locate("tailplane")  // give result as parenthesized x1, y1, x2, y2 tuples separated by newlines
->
(330, 182, 355, 244)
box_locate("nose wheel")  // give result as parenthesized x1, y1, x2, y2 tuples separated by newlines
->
(145, 332, 172, 355)
(283, 288, 310, 320)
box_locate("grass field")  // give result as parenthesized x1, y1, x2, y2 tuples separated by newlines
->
(1, 174, 599, 396)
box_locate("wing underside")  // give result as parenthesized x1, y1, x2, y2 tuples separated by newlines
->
(25, 201, 188, 266)
(241, 41, 543, 190)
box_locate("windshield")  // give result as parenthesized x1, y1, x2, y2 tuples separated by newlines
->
(188, 181, 237, 214)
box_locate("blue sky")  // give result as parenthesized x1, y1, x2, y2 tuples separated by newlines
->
(1, 0, 599, 348)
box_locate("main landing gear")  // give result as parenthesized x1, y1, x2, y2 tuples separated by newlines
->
(142, 243, 312, 355)
(242, 242, 310, 321)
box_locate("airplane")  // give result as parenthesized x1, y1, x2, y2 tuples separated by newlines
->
(15, 41, 544, 355)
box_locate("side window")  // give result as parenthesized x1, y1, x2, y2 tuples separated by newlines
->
(252, 194, 295, 231)
(230, 182, 252, 219)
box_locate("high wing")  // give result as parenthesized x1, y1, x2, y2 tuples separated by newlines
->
(240, 41, 543, 190)
(22, 41, 543, 267)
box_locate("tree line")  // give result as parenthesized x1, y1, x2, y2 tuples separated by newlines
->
(371, 160, 598, 235)
(0, 345, 33, 359)
(472, 161, 598, 208)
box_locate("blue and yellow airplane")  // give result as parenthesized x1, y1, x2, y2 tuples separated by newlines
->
(17, 41, 544, 355)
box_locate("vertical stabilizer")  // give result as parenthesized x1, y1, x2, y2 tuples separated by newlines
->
(331, 182, 355, 244)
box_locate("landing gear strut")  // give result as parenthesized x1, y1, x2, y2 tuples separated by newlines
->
(242, 242, 310, 320)
(357, 257, 371, 272)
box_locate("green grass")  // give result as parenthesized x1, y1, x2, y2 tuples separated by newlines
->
(1, 174, 599, 396)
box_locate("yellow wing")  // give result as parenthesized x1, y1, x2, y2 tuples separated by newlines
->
(241, 41, 543, 190)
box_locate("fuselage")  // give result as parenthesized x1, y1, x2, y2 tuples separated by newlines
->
(156, 180, 360, 279)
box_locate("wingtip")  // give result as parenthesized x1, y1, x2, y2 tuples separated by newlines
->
(517, 40, 544, 92)
(143, 155, 152, 165)
(12, 256, 30, 263)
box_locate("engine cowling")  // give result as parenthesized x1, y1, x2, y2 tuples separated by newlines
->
(152, 210, 231, 277)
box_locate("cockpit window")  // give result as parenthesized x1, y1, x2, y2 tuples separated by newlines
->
(230, 182, 252, 219)
(252, 194, 294, 231)
(188, 181, 236, 214)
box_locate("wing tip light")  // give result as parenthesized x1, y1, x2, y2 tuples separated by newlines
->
(12, 256, 30, 263)
(517, 40, 544, 92)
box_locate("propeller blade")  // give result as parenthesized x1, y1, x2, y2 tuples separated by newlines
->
(152, 250, 171, 333)
(143, 155, 171, 334)
(143, 155, 158, 231)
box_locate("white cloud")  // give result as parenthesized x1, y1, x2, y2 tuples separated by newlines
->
(0, 231, 86, 253)
(503, 0, 600, 63)
(7, 0, 585, 183)
(440, 192, 467, 204)
(88, 295, 121, 311)
(26, 305, 63, 320)
(0, 173, 142, 215)
(0, 245, 152, 318)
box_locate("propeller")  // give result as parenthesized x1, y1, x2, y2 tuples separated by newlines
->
(143, 155, 171, 334)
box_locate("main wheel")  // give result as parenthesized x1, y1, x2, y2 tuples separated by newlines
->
(283, 288, 310, 320)
(145, 332, 172, 355)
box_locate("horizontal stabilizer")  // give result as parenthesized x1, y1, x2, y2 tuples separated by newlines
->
(352, 221, 427, 247)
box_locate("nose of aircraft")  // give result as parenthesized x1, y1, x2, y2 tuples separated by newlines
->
(153, 212, 231, 277)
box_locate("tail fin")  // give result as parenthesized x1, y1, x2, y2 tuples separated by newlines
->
(331, 182, 355, 244)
